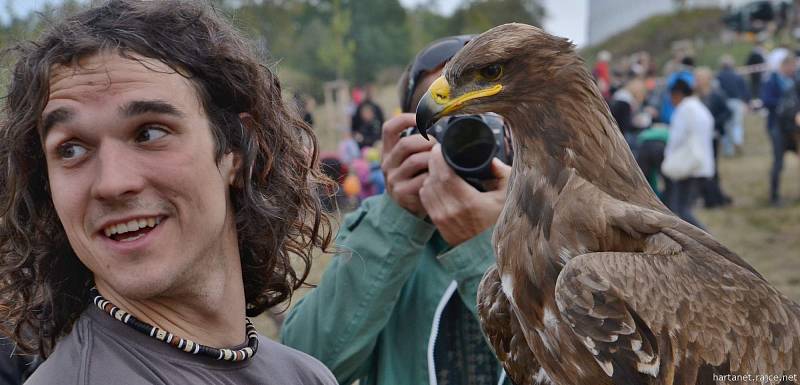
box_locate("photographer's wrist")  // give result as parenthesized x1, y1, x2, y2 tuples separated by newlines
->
(378, 194, 435, 240)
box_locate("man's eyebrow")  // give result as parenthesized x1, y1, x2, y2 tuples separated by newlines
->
(121, 100, 186, 118)
(40, 100, 186, 138)
(41, 107, 74, 137)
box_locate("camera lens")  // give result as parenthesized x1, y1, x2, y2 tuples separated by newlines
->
(441, 116, 497, 176)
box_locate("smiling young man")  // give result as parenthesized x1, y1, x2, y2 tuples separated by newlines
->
(0, 1, 336, 384)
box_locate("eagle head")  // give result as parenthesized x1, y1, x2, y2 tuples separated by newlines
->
(415, 23, 584, 137)
(416, 23, 657, 207)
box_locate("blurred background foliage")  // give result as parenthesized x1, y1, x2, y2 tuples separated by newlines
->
(0, 0, 543, 99)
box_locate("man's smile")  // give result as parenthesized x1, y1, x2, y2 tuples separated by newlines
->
(98, 216, 168, 254)
(101, 215, 165, 242)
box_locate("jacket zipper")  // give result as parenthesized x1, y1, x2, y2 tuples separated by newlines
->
(426, 280, 509, 385)
(498, 370, 507, 385)
(427, 280, 458, 385)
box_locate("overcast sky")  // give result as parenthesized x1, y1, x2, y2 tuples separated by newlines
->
(1, 0, 44, 15)
(398, 0, 588, 46)
(0, 0, 48, 24)
(2, 0, 588, 47)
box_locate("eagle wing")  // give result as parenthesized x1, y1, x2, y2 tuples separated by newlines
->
(478, 264, 544, 385)
(554, 229, 800, 385)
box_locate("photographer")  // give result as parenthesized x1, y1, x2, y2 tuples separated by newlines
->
(282, 36, 513, 385)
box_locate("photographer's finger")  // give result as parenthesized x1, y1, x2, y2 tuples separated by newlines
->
(419, 174, 451, 220)
(391, 151, 430, 182)
(427, 144, 457, 181)
(382, 135, 436, 173)
(490, 158, 512, 180)
(481, 158, 512, 192)
(394, 172, 429, 217)
(397, 171, 428, 195)
(381, 113, 417, 154)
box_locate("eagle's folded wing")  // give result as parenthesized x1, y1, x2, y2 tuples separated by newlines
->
(554, 244, 800, 385)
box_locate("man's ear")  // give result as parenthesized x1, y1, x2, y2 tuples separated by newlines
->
(225, 151, 243, 187)
(223, 112, 252, 187)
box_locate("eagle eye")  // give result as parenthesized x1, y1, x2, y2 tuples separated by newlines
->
(479, 64, 503, 81)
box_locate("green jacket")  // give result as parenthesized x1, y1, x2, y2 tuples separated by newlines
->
(281, 194, 510, 385)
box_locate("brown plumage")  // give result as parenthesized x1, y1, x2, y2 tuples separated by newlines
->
(416, 23, 800, 385)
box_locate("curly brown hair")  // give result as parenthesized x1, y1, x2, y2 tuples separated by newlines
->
(0, 0, 333, 356)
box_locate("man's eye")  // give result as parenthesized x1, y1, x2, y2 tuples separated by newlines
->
(56, 143, 88, 160)
(136, 126, 168, 143)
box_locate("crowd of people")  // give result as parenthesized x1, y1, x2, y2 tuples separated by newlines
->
(321, 39, 800, 223)
(598, 41, 800, 229)
(316, 87, 388, 212)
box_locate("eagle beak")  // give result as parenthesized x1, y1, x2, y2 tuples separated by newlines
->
(415, 76, 503, 139)
(416, 76, 450, 140)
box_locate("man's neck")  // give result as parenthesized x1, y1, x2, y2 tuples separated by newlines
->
(95, 264, 248, 349)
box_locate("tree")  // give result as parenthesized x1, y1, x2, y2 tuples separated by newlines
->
(449, 0, 544, 34)
(406, 6, 456, 55)
(347, 0, 410, 85)
(0, 0, 545, 98)
(318, 0, 356, 80)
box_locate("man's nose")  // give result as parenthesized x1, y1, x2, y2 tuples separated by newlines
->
(90, 142, 146, 201)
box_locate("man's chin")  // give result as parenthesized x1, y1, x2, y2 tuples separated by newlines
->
(95, 273, 181, 303)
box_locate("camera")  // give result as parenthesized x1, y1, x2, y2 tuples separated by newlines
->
(401, 113, 512, 191)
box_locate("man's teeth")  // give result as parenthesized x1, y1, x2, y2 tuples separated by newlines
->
(119, 233, 146, 242)
(104, 217, 161, 238)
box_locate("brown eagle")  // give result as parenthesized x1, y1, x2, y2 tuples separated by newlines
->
(416, 23, 800, 385)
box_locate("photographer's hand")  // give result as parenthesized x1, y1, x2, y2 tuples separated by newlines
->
(381, 113, 436, 217)
(419, 144, 511, 246)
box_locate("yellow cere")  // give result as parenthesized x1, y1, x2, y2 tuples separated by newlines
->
(428, 76, 503, 115)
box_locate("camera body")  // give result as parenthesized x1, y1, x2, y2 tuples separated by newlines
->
(401, 113, 512, 191)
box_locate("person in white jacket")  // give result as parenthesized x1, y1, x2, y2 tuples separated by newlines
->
(664, 77, 715, 229)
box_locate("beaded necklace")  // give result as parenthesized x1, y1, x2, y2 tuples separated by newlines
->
(90, 287, 259, 361)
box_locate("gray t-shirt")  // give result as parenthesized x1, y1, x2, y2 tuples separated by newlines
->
(25, 305, 337, 385)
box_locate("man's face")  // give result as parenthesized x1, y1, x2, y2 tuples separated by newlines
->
(695, 72, 711, 95)
(780, 58, 796, 77)
(359, 105, 375, 122)
(42, 52, 240, 300)
(670, 91, 683, 107)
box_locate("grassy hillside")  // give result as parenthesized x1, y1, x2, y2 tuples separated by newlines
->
(581, 8, 754, 69)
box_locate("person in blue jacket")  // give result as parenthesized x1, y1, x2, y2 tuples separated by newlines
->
(760, 54, 797, 205)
